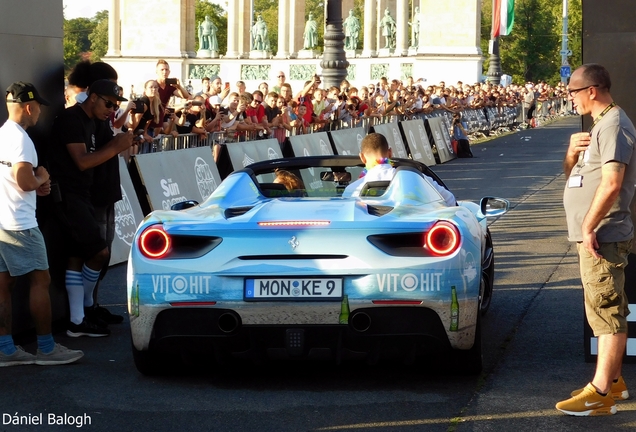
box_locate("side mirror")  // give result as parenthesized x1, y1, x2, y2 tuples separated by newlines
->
(171, 200, 199, 211)
(479, 197, 509, 218)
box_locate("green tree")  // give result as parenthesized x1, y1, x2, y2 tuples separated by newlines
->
(195, 0, 228, 53)
(89, 10, 109, 62)
(500, 0, 559, 83)
(481, 0, 581, 85)
(63, 17, 96, 71)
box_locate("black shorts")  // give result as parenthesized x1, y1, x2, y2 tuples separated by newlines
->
(54, 192, 107, 259)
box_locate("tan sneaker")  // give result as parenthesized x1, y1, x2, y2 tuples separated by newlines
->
(570, 376, 629, 401)
(0, 346, 35, 367)
(35, 343, 84, 366)
(557, 383, 616, 416)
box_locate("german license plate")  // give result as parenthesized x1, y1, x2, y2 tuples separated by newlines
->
(244, 278, 342, 301)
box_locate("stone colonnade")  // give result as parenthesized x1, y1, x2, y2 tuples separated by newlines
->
(106, 0, 441, 59)
(104, 0, 483, 90)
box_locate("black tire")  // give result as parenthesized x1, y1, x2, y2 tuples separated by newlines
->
(449, 314, 482, 375)
(131, 341, 175, 376)
(480, 229, 495, 316)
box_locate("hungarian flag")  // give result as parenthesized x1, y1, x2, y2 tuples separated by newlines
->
(492, 0, 515, 37)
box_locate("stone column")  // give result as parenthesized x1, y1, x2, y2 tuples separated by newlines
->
(289, 1, 305, 57)
(184, 0, 196, 57)
(342, 0, 354, 16)
(361, 0, 376, 57)
(417, 0, 481, 55)
(376, 0, 386, 52)
(237, 0, 251, 57)
(106, 0, 121, 56)
(226, 0, 239, 58)
(415, 0, 483, 84)
(395, 0, 408, 56)
(276, 0, 290, 58)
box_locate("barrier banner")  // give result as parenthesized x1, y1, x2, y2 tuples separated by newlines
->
(398, 119, 437, 166)
(225, 138, 282, 170)
(289, 132, 334, 158)
(287, 132, 333, 189)
(426, 117, 456, 163)
(328, 128, 365, 155)
(109, 157, 145, 266)
(370, 122, 409, 159)
(132, 146, 222, 212)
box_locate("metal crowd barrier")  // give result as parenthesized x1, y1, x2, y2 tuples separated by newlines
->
(138, 98, 575, 155)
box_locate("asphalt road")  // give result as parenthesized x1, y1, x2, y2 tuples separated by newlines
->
(3, 116, 635, 432)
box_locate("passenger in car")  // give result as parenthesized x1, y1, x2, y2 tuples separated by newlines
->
(273, 169, 306, 196)
(342, 133, 456, 206)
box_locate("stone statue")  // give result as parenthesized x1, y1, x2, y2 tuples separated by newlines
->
(303, 13, 318, 50)
(343, 9, 360, 51)
(409, 7, 421, 48)
(198, 15, 218, 52)
(380, 8, 397, 49)
(251, 15, 270, 51)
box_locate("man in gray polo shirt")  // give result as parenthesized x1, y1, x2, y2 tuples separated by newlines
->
(558, 64, 636, 416)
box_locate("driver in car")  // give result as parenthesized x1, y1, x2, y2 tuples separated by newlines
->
(342, 133, 456, 206)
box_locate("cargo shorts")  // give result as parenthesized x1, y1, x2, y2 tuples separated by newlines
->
(577, 240, 631, 336)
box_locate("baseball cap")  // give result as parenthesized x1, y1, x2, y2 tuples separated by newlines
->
(6, 81, 49, 105)
(87, 79, 127, 101)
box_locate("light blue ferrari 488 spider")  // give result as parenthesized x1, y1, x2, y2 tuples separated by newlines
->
(127, 155, 508, 375)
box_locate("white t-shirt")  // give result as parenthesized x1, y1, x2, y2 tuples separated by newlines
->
(342, 163, 456, 206)
(0, 120, 39, 230)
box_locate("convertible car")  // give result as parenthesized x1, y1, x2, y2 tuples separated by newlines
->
(127, 156, 508, 375)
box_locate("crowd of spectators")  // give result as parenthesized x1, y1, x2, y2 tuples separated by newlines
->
(93, 59, 571, 160)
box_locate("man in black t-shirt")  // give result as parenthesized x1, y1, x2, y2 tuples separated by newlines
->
(49, 80, 132, 338)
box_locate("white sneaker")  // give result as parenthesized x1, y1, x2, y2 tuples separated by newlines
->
(35, 343, 84, 366)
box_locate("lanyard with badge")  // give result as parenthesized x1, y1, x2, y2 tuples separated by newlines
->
(568, 102, 616, 188)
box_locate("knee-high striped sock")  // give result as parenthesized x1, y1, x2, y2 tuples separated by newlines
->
(66, 270, 84, 325)
(82, 264, 101, 308)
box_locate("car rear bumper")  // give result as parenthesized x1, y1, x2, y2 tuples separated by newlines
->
(131, 305, 477, 360)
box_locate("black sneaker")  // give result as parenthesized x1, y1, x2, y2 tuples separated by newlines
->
(84, 306, 109, 329)
(89, 304, 124, 325)
(67, 318, 111, 338)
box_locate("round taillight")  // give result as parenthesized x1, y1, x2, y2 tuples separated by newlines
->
(425, 221, 460, 256)
(139, 225, 171, 259)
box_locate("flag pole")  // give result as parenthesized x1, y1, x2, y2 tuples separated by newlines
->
(486, 0, 502, 85)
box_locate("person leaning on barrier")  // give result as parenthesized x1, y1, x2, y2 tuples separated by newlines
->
(196, 77, 212, 98)
(173, 96, 208, 140)
(0, 82, 84, 367)
(279, 83, 293, 104)
(275, 96, 294, 132)
(263, 91, 283, 129)
(49, 80, 133, 338)
(295, 76, 319, 125)
(131, 80, 163, 143)
(155, 59, 191, 108)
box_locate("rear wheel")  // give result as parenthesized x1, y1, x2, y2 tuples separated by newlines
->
(480, 229, 495, 316)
